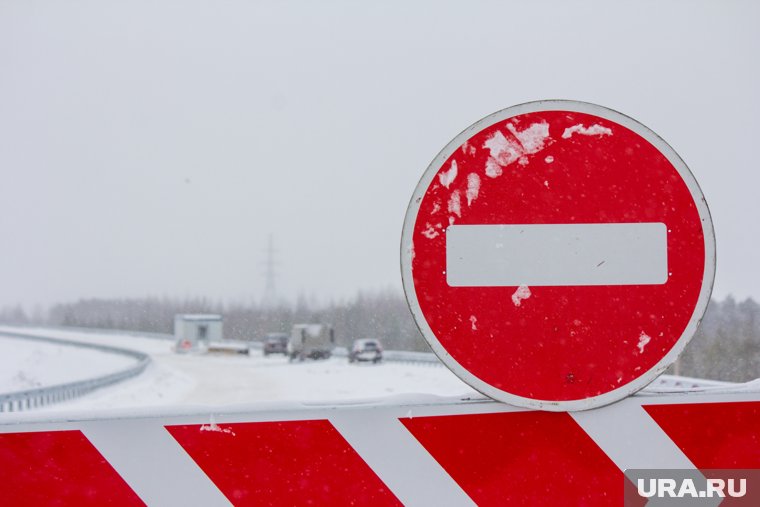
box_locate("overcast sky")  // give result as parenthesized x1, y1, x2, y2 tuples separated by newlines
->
(1, 1, 758, 309)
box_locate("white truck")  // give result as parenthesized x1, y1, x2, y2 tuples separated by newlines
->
(288, 323, 335, 361)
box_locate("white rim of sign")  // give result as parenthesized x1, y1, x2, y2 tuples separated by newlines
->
(400, 100, 716, 412)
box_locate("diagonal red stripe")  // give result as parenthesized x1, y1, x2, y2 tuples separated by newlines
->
(401, 411, 623, 506)
(644, 401, 760, 469)
(0, 430, 144, 506)
(167, 419, 401, 506)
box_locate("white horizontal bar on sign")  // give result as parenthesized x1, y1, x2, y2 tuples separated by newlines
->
(446, 223, 668, 287)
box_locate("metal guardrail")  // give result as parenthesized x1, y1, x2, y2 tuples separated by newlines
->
(643, 373, 736, 392)
(0, 331, 151, 413)
(0, 323, 174, 341)
(383, 350, 442, 366)
(327, 347, 442, 366)
(356, 349, 741, 388)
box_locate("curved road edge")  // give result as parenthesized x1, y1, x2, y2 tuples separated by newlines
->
(0, 330, 151, 413)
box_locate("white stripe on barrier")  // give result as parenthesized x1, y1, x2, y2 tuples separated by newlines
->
(81, 420, 231, 506)
(571, 398, 696, 470)
(331, 410, 476, 507)
(576, 403, 724, 507)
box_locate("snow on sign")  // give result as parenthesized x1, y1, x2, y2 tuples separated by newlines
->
(401, 100, 716, 411)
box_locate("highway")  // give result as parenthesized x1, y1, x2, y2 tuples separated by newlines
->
(0, 326, 477, 413)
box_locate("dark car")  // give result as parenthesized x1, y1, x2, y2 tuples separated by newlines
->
(348, 339, 383, 364)
(263, 333, 288, 356)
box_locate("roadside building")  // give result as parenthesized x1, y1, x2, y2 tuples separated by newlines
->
(174, 314, 223, 353)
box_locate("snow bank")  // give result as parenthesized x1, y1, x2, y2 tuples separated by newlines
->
(0, 334, 137, 392)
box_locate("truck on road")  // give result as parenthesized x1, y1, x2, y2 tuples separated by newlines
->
(288, 324, 335, 361)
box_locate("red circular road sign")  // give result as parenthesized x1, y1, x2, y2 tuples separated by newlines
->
(401, 101, 715, 411)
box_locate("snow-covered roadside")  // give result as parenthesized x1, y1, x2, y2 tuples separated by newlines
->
(0, 326, 174, 355)
(45, 351, 477, 412)
(0, 326, 196, 411)
(0, 326, 478, 414)
(0, 334, 137, 392)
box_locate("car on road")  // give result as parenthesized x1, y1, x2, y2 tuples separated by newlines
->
(263, 333, 289, 356)
(348, 339, 383, 364)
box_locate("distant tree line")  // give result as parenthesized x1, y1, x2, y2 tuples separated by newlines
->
(670, 296, 760, 382)
(0, 290, 429, 352)
(2, 294, 759, 380)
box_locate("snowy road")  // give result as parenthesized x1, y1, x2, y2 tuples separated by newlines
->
(0, 327, 478, 414)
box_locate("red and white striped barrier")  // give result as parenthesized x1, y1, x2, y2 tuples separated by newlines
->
(1, 391, 758, 505)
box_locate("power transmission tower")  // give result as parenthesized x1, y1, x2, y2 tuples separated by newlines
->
(261, 234, 278, 309)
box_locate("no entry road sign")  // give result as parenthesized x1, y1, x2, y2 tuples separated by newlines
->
(401, 100, 715, 411)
